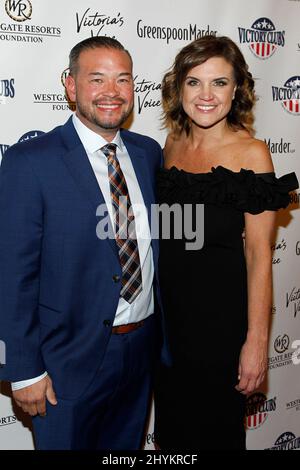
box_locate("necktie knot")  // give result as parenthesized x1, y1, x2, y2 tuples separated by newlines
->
(101, 143, 117, 159)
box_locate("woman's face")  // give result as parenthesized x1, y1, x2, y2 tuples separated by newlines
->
(181, 56, 237, 130)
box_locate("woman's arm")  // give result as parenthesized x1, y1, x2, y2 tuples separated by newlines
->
(235, 139, 275, 395)
(236, 210, 276, 394)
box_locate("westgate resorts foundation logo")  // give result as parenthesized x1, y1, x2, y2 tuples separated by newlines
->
(268, 334, 294, 370)
(274, 334, 290, 354)
(33, 68, 75, 111)
(0, 415, 17, 427)
(1, 0, 61, 43)
(245, 393, 276, 430)
(5, 0, 32, 21)
(266, 432, 300, 450)
(238, 18, 285, 59)
(272, 76, 300, 115)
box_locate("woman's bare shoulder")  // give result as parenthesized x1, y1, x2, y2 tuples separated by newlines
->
(242, 137, 274, 173)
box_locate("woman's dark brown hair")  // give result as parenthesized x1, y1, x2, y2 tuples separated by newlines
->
(162, 35, 256, 135)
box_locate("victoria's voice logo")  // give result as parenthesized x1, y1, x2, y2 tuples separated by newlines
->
(272, 76, 300, 115)
(76, 7, 125, 37)
(238, 18, 285, 59)
(286, 287, 300, 318)
(5, 0, 32, 22)
(266, 432, 300, 450)
(271, 238, 287, 265)
(134, 75, 161, 114)
(245, 393, 276, 430)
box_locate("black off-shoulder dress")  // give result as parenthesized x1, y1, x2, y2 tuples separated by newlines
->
(154, 166, 298, 450)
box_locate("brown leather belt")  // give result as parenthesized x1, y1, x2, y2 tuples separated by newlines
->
(111, 320, 145, 335)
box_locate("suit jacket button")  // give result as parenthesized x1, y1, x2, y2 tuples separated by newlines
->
(112, 275, 120, 283)
(103, 319, 111, 327)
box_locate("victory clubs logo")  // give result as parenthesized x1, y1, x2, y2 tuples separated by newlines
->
(238, 17, 285, 59)
(272, 76, 300, 115)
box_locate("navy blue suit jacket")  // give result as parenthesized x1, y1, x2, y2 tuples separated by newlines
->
(0, 117, 169, 398)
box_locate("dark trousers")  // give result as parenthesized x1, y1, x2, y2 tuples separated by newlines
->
(32, 314, 157, 450)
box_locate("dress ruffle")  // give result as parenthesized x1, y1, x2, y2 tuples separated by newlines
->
(157, 166, 299, 214)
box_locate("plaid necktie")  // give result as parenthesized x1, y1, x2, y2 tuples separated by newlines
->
(101, 143, 143, 304)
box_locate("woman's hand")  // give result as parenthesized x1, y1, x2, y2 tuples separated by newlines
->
(235, 338, 268, 395)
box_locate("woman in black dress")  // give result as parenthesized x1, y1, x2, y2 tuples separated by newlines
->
(154, 36, 298, 450)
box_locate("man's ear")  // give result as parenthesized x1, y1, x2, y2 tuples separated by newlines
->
(65, 74, 76, 102)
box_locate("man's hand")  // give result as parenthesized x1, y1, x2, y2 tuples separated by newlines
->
(12, 375, 57, 416)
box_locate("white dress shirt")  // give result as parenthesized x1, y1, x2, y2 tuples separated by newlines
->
(12, 114, 154, 390)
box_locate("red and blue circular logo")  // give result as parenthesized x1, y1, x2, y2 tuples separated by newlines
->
(238, 18, 285, 60)
(272, 76, 300, 115)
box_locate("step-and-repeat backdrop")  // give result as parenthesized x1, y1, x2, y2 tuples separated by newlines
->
(0, 0, 300, 450)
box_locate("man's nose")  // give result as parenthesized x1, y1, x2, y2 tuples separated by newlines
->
(102, 80, 119, 97)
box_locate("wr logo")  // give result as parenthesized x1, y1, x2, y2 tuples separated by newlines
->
(5, 0, 32, 22)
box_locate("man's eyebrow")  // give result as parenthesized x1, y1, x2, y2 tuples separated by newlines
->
(88, 72, 133, 77)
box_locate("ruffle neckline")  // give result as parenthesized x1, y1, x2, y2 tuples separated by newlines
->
(157, 165, 299, 214)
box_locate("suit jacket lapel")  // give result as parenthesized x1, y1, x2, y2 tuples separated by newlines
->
(121, 131, 155, 230)
(60, 117, 118, 257)
(121, 131, 159, 268)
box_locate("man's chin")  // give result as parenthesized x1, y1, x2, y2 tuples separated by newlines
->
(95, 116, 130, 130)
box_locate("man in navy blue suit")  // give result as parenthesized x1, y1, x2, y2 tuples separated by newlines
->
(0, 36, 168, 450)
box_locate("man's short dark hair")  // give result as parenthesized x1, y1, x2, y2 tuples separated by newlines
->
(69, 36, 132, 76)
